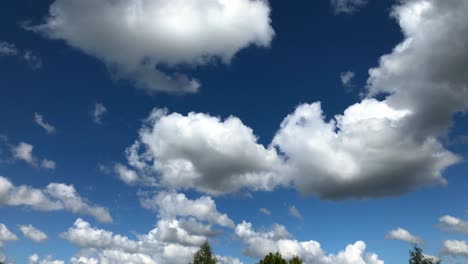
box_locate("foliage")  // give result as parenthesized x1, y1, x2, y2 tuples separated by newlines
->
(191, 240, 217, 264)
(409, 246, 441, 264)
(258, 252, 303, 264)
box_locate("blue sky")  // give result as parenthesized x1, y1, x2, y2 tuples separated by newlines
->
(1, 0, 468, 263)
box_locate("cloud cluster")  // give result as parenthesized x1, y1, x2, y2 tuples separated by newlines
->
(235, 221, 383, 264)
(0, 223, 18, 247)
(0, 41, 42, 69)
(19, 225, 48, 243)
(385, 228, 423, 244)
(438, 215, 468, 234)
(31, 0, 274, 93)
(11, 142, 56, 170)
(0, 176, 112, 223)
(29, 254, 64, 264)
(117, 0, 468, 200)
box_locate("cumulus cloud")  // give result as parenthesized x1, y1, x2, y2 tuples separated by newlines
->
(235, 221, 383, 264)
(0, 41, 42, 69)
(289, 206, 303, 221)
(62, 218, 238, 264)
(19, 225, 48, 243)
(441, 240, 468, 258)
(11, 142, 56, 170)
(120, 109, 286, 195)
(331, 0, 368, 15)
(438, 215, 468, 234)
(385, 228, 423, 244)
(139, 191, 234, 228)
(117, 0, 468, 199)
(0, 176, 112, 223)
(34, 113, 56, 134)
(92, 103, 107, 124)
(0, 223, 18, 247)
(30, 0, 274, 94)
(29, 254, 64, 264)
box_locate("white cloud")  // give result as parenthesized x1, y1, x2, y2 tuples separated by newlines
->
(29, 254, 64, 264)
(31, 0, 274, 94)
(19, 225, 48, 243)
(235, 221, 383, 264)
(139, 191, 234, 228)
(0, 41, 42, 69)
(11, 142, 56, 170)
(92, 103, 107, 124)
(0, 176, 112, 223)
(34, 113, 56, 134)
(63, 217, 238, 264)
(340, 71, 355, 87)
(0, 42, 18, 56)
(272, 99, 458, 199)
(438, 215, 468, 234)
(260, 208, 271, 216)
(385, 228, 423, 244)
(289, 206, 303, 221)
(121, 109, 287, 195)
(0, 223, 18, 247)
(331, 0, 368, 15)
(441, 240, 468, 257)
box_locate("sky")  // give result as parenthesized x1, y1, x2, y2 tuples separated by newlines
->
(1, 0, 468, 263)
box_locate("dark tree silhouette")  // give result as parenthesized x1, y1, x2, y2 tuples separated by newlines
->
(258, 252, 303, 264)
(409, 246, 441, 264)
(191, 240, 217, 264)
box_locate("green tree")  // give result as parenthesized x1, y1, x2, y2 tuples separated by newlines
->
(191, 240, 217, 264)
(258, 252, 303, 264)
(409, 246, 441, 264)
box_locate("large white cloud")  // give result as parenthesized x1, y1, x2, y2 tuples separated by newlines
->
(0, 223, 18, 247)
(118, 109, 286, 195)
(0, 176, 112, 223)
(31, 0, 274, 93)
(385, 228, 423, 245)
(235, 221, 383, 264)
(19, 224, 48, 243)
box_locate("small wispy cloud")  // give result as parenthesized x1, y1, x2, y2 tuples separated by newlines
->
(92, 103, 107, 124)
(331, 0, 368, 15)
(34, 113, 56, 134)
(260, 208, 271, 216)
(0, 41, 42, 70)
(385, 228, 424, 244)
(289, 205, 303, 220)
(340, 71, 356, 88)
(11, 142, 56, 170)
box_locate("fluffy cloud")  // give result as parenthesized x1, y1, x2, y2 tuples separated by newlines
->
(331, 0, 368, 15)
(235, 221, 383, 264)
(0, 176, 112, 223)
(31, 0, 274, 94)
(63, 218, 238, 264)
(29, 254, 64, 264)
(92, 103, 107, 124)
(34, 113, 56, 134)
(120, 109, 286, 195)
(139, 191, 234, 228)
(19, 225, 48, 243)
(438, 215, 468, 234)
(385, 228, 423, 244)
(117, 0, 468, 199)
(11, 142, 56, 170)
(0, 223, 18, 247)
(441, 240, 468, 257)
